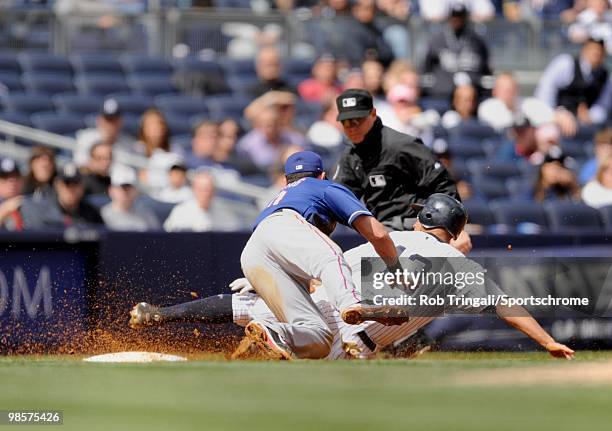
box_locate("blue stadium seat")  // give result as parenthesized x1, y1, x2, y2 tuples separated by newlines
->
(128, 76, 178, 97)
(447, 138, 487, 160)
(464, 200, 495, 226)
(70, 53, 124, 77)
(121, 55, 173, 78)
(30, 112, 86, 137)
(467, 160, 522, 181)
(120, 114, 142, 137)
(544, 202, 603, 232)
(53, 94, 104, 116)
(0, 112, 31, 126)
(472, 177, 509, 201)
(76, 75, 130, 96)
(282, 58, 313, 81)
(204, 95, 250, 121)
(220, 58, 256, 79)
(0, 52, 21, 74)
(226, 75, 259, 95)
(599, 205, 612, 231)
(108, 94, 154, 117)
(420, 97, 450, 115)
(490, 201, 548, 227)
(22, 73, 76, 95)
(506, 177, 533, 200)
(0, 73, 24, 93)
(136, 195, 175, 223)
(174, 57, 224, 75)
(155, 95, 208, 119)
(18, 52, 72, 76)
(2, 93, 55, 114)
(165, 114, 194, 137)
(451, 120, 499, 140)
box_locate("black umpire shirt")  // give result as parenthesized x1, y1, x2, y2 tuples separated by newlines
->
(333, 118, 459, 229)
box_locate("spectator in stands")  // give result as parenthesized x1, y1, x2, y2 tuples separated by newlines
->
(19, 163, 103, 230)
(163, 170, 241, 232)
(418, 0, 495, 22)
(534, 38, 608, 136)
(579, 127, 612, 183)
(529, 123, 563, 165)
(531, 148, 580, 202)
(138, 109, 171, 158)
(362, 58, 386, 100)
(74, 98, 141, 167)
(101, 165, 160, 231)
(306, 99, 344, 151)
(568, 0, 612, 54)
(0, 158, 24, 231)
(155, 161, 193, 204)
(375, 0, 412, 59)
(478, 72, 520, 130)
(239, 102, 305, 172)
(23, 146, 56, 200)
(582, 155, 612, 208)
(342, 67, 367, 89)
(375, 83, 423, 135)
(298, 53, 341, 104)
(441, 84, 479, 129)
(81, 142, 112, 196)
(248, 46, 294, 98)
(421, 3, 492, 98)
(334, 0, 394, 67)
(211, 119, 259, 175)
(184, 120, 218, 169)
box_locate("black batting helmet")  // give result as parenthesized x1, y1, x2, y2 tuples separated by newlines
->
(410, 194, 467, 239)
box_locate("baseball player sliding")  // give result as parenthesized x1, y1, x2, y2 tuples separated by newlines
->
(130, 193, 574, 360)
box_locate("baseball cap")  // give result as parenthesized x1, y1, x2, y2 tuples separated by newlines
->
(100, 98, 122, 118)
(449, 3, 468, 17)
(0, 157, 20, 177)
(336, 89, 373, 121)
(110, 165, 137, 187)
(57, 163, 82, 183)
(284, 151, 323, 175)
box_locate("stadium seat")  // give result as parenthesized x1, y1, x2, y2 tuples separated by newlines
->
(22, 73, 76, 95)
(490, 201, 548, 227)
(18, 52, 72, 76)
(2, 93, 55, 114)
(467, 160, 522, 182)
(108, 94, 154, 117)
(220, 58, 256, 79)
(70, 53, 124, 77)
(174, 57, 224, 75)
(136, 195, 175, 223)
(121, 55, 173, 78)
(0, 73, 24, 93)
(226, 75, 259, 95)
(472, 177, 509, 201)
(447, 138, 487, 160)
(420, 97, 450, 115)
(172, 58, 232, 95)
(128, 76, 178, 97)
(76, 75, 130, 96)
(204, 95, 250, 122)
(544, 202, 603, 232)
(282, 58, 313, 82)
(0, 52, 21, 74)
(155, 95, 209, 119)
(0, 112, 31, 126)
(120, 113, 142, 137)
(451, 120, 499, 140)
(506, 177, 533, 200)
(596, 205, 612, 232)
(30, 112, 86, 137)
(464, 200, 495, 226)
(53, 94, 104, 116)
(165, 114, 195, 137)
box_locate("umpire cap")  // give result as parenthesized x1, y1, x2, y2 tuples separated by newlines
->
(410, 194, 467, 239)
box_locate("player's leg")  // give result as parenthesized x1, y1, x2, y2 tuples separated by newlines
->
(129, 294, 234, 327)
(241, 234, 333, 359)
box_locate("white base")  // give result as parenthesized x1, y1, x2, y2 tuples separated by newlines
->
(83, 351, 187, 363)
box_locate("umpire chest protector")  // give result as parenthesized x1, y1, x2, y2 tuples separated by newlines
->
(334, 118, 459, 225)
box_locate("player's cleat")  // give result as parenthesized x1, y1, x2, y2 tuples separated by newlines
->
(244, 321, 295, 360)
(383, 329, 436, 358)
(341, 302, 410, 326)
(129, 302, 163, 328)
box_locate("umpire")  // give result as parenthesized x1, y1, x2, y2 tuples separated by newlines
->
(333, 88, 471, 252)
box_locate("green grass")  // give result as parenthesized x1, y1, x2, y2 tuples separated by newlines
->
(1, 352, 612, 431)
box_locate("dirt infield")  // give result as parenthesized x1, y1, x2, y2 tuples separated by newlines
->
(455, 361, 612, 386)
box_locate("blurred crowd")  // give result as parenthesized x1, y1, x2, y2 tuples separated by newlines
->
(0, 0, 610, 233)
